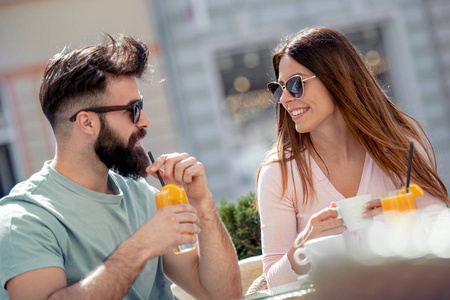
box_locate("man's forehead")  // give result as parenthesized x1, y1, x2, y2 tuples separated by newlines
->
(104, 75, 141, 104)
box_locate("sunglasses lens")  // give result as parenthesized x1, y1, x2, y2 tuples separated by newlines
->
(268, 83, 283, 102)
(286, 76, 304, 98)
(133, 102, 141, 123)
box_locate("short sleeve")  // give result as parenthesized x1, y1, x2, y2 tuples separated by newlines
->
(0, 202, 66, 290)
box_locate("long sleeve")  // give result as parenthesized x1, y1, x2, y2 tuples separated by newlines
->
(257, 162, 300, 288)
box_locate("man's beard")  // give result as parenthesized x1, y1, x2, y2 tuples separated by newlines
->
(94, 117, 149, 179)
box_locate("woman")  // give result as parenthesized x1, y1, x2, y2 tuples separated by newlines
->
(257, 26, 449, 289)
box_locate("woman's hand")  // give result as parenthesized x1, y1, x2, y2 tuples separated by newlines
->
(363, 199, 383, 218)
(288, 204, 346, 274)
(293, 203, 346, 248)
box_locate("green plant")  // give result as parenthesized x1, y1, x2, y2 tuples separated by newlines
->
(218, 191, 261, 260)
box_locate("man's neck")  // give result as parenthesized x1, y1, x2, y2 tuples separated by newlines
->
(50, 153, 113, 194)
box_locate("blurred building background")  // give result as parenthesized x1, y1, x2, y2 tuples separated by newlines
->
(1, 0, 449, 204)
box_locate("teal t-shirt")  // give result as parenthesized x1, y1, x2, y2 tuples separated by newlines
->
(0, 162, 173, 299)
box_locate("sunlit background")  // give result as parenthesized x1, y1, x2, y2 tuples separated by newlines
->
(1, 0, 449, 204)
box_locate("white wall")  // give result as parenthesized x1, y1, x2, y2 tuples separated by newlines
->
(0, 0, 155, 68)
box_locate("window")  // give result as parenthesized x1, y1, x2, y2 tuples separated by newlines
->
(0, 86, 17, 197)
(215, 42, 277, 194)
(217, 45, 276, 123)
(0, 144, 16, 197)
(0, 89, 5, 130)
(346, 26, 394, 100)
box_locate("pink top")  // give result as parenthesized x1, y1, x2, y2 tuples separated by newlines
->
(257, 152, 446, 289)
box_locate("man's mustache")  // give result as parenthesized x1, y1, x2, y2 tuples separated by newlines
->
(129, 128, 147, 146)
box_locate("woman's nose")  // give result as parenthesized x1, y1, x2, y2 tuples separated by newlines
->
(279, 88, 293, 105)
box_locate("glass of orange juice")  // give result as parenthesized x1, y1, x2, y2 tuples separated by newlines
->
(381, 183, 423, 224)
(155, 184, 197, 254)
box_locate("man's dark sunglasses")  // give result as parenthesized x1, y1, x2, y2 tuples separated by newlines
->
(267, 74, 316, 103)
(69, 98, 143, 124)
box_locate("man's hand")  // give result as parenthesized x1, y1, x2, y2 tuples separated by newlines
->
(133, 203, 200, 257)
(146, 152, 209, 203)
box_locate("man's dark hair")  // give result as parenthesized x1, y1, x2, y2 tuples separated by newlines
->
(39, 34, 149, 130)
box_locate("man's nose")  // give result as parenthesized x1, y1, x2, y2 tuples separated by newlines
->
(137, 111, 150, 128)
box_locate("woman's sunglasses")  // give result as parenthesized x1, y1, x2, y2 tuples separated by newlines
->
(267, 74, 316, 103)
(69, 98, 143, 124)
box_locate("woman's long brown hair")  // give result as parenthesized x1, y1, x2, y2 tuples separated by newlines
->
(256, 27, 449, 206)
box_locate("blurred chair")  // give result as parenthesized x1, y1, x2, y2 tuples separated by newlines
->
(170, 255, 266, 299)
(170, 283, 195, 300)
(240, 255, 266, 297)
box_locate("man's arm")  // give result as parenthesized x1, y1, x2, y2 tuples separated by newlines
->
(7, 203, 200, 300)
(8, 236, 150, 300)
(148, 153, 243, 299)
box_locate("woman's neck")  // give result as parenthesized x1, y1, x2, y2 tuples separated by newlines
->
(309, 125, 365, 163)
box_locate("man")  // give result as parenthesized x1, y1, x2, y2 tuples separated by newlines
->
(0, 35, 242, 299)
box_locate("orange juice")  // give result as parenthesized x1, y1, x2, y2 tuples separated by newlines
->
(381, 192, 417, 212)
(381, 184, 423, 224)
(155, 184, 197, 254)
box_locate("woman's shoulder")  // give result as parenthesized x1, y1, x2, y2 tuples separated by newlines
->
(261, 149, 309, 172)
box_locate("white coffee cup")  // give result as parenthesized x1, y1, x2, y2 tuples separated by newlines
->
(294, 234, 346, 270)
(332, 194, 373, 231)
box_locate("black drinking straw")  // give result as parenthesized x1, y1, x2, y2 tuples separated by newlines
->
(406, 142, 414, 193)
(148, 151, 165, 187)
